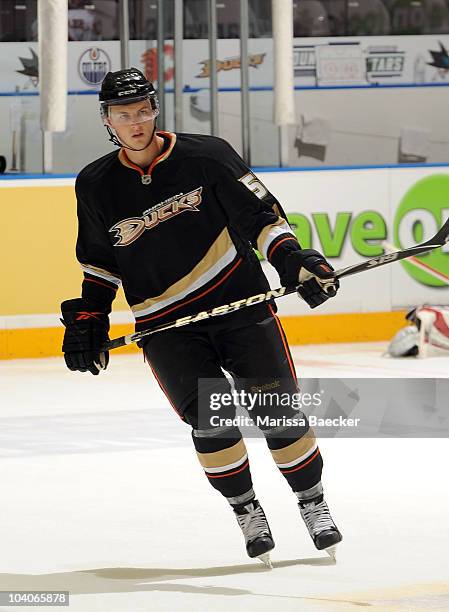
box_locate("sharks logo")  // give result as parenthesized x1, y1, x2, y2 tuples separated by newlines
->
(109, 187, 203, 247)
(428, 41, 449, 73)
(16, 48, 39, 86)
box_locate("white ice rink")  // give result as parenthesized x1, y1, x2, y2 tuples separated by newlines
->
(1, 343, 448, 611)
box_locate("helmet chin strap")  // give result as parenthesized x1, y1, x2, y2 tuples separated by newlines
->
(106, 122, 158, 152)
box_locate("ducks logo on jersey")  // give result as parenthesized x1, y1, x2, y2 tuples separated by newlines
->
(109, 187, 203, 247)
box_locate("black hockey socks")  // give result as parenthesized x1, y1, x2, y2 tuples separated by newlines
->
(191, 429, 254, 500)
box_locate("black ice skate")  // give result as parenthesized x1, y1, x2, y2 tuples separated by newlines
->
(233, 500, 275, 568)
(299, 494, 342, 560)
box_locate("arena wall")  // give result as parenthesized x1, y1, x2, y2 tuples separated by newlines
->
(1, 165, 448, 358)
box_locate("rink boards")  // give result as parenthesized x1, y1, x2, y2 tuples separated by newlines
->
(1, 165, 448, 358)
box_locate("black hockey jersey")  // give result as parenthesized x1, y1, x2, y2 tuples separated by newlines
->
(75, 132, 301, 330)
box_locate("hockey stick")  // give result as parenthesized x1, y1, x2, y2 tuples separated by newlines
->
(383, 241, 449, 284)
(103, 218, 449, 351)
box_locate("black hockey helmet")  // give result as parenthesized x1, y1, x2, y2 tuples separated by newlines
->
(99, 68, 160, 151)
(99, 68, 159, 118)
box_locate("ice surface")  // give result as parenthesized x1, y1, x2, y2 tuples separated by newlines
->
(0, 344, 448, 611)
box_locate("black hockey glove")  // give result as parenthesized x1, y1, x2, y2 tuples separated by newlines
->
(282, 249, 339, 309)
(61, 298, 110, 375)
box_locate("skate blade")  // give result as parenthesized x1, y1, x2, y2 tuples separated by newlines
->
(325, 545, 337, 561)
(257, 552, 273, 569)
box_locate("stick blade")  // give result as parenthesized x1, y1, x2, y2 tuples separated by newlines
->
(432, 217, 449, 246)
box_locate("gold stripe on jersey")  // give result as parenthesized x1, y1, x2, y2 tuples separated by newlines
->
(269, 428, 317, 467)
(196, 439, 247, 470)
(153, 131, 177, 167)
(81, 263, 122, 285)
(132, 227, 237, 318)
(257, 218, 296, 260)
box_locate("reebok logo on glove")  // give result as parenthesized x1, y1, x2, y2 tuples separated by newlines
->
(61, 298, 110, 375)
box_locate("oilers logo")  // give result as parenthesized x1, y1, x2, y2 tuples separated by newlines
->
(78, 47, 111, 85)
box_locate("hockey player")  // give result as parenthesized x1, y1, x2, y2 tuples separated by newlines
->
(61, 68, 342, 567)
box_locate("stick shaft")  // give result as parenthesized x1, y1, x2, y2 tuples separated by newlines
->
(103, 218, 449, 351)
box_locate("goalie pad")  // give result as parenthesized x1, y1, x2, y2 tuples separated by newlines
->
(413, 305, 449, 358)
(389, 305, 449, 358)
(387, 325, 419, 357)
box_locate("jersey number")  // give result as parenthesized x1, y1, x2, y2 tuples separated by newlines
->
(239, 172, 268, 200)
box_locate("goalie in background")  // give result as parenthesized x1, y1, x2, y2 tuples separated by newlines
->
(387, 306, 449, 358)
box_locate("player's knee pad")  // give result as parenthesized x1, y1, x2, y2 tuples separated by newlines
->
(184, 401, 242, 455)
(191, 423, 243, 454)
(183, 401, 237, 435)
(255, 404, 308, 437)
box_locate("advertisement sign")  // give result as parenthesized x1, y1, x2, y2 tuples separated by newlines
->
(259, 166, 449, 316)
(2, 35, 449, 94)
(0, 167, 447, 323)
(293, 36, 449, 86)
(390, 169, 449, 306)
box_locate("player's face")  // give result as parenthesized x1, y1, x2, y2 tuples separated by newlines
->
(106, 100, 157, 148)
